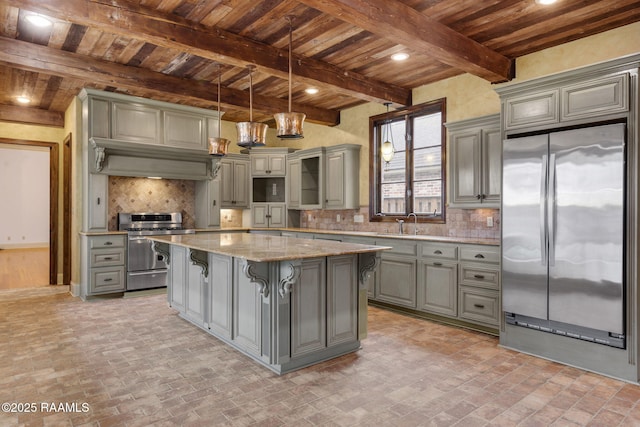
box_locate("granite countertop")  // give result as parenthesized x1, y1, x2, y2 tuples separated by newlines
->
(147, 233, 391, 262)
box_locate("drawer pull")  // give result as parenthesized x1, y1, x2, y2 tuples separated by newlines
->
(104, 241, 113, 246)
(473, 303, 485, 309)
(103, 257, 113, 261)
(433, 262, 442, 266)
(434, 250, 442, 255)
(474, 274, 485, 279)
(474, 254, 485, 259)
(103, 278, 113, 282)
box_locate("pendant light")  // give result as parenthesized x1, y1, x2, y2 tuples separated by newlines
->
(274, 16, 305, 139)
(381, 103, 395, 166)
(208, 67, 231, 156)
(236, 65, 268, 148)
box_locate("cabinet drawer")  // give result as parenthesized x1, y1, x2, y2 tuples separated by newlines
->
(459, 286, 499, 326)
(90, 235, 126, 249)
(375, 239, 417, 256)
(504, 90, 559, 130)
(420, 243, 457, 260)
(90, 248, 125, 267)
(459, 245, 499, 264)
(90, 266, 125, 293)
(561, 73, 628, 121)
(459, 264, 499, 290)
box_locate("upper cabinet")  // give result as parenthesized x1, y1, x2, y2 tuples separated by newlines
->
(220, 154, 250, 208)
(446, 114, 501, 209)
(325, 144, 360, 210)
(249, 148, 293, 176)
(287, 147, 325, 210)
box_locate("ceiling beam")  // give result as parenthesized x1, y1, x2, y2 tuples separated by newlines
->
(0, 37, 340, 125)
(297, 0, 515, 83)
(0, 103, 65, 127)
(9, 0, 412, 106)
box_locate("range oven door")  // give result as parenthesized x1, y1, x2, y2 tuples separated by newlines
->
(127, 235, 168, 291)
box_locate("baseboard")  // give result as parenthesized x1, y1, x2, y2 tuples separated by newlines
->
(70, 282, 80, 297)
(0, 243, 49, 250)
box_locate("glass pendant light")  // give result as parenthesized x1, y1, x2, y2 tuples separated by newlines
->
(381, 102, 395, 165)
(208, 67, 231, 156)
(274, 16, 305, 139)
(237, 65, 268, 148)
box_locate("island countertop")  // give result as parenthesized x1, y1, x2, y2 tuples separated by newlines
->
(147, 232, 391, 262)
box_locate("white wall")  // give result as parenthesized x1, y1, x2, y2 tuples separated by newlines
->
(0, 144, 50, 248)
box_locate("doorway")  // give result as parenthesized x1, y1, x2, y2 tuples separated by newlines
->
(0, 137, 62, 287)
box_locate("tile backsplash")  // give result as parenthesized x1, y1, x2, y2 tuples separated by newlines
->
(298, 206, 500, 240)
(108, 176, 196, 230)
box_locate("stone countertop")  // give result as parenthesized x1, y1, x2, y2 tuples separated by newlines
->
(147, 233, 391, 263)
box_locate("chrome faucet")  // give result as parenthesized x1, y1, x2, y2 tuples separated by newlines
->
(407, 213, 418, 235)
(396, 219, 404, 235)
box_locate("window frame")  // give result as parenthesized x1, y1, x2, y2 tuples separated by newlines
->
(368, 98, 447, 224)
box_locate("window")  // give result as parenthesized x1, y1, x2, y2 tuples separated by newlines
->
(369, 99, 446, 223)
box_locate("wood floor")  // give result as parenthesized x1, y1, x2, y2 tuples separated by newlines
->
(1, 290, 640, 426)
(0, 247, 49, 289)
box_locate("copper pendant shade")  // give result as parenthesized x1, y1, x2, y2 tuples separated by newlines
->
(274, 16, 305, 139)
(237, 65, 268, 148)
(208, 68, 230, 156)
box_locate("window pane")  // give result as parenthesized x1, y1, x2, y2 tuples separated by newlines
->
(382, 151, 405, 183)
(413, 112, 441, 149)
(413, 147, 441, 181)
(414, 180, 442, 215)
(381, 183, 405, 214)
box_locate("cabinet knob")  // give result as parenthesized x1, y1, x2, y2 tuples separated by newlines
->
(474, 254, 485, 259)
(476, 194, 481, 200)
(434, 250, 442, 255)
(97, 197, 101, 205)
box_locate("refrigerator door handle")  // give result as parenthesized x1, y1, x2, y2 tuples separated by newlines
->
(548, 153, 556, 267)
(540, 154, 548, 266)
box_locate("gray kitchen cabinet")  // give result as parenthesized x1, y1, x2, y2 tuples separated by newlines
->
(184, 249, 208, 326)
(220, 154, 250, 208)
(503, 89, 559, 130)
(195, 175, 221, 228)
(325, 144, 360, 209)
(207, 253, 233, 339)
(291, 257, 327, 357)
(458, 245, 500, 327)
(447, 114, 501, 208)
(80, 234, 127, 299)
(251, 203, 287, 228)
(86, 173, 108, 231)
(287, 156, 301, 209)
(343, 236, 376, 298)
(417, 243, 459, 316)
(250, 148, 292, 176)
(169, 245, 187, 313)
(561, 73, 629, 121)
(327, 254, 359, 346)
(112, 101, 162, 144)
(89, 96, 110, 138)
(375, 239, 417, 308)
(163, 110, 207, 150)
(232, 257, 265, 358)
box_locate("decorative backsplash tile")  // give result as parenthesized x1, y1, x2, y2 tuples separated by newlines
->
(297, 206, 500, 240)
(108, 176, 196, 230)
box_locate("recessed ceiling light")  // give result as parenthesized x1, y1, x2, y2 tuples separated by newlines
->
(391, 52, 410, 61)
(305, 88, 319, 95)
(535, 0, 557, 4)
(16, 96, 31, 104)
(25, 14, 53, 28)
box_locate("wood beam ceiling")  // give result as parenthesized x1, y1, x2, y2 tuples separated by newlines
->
(0, 103, 64, 127)
(297, 0, 515, 83)
(0, 37, 340, 125)
(7, 0, 412, 107)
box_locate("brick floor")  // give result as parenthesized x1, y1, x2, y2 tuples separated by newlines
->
(1, 288, 640, 426)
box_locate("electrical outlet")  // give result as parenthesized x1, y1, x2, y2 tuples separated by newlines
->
(487, 217, 494, 227)
(336, 214, 341, 222)
(308, 214, 313, 222)
(353, 214, 364, 223)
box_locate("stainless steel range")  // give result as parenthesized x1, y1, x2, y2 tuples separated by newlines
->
(118, 212, 195, 291)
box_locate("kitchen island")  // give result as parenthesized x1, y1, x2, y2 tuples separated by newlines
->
(147, 233, 389, 374)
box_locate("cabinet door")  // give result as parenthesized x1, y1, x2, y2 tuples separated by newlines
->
(208, 253, 233, 338)
(169, 245, 186, 313)
(251, 204, 268, 227)
(327, 255, 358, 346)
(251, 154, 270, 175)
(87, 173, 108, 231)
(195, 178, 220, 228)
(185, 251, 206, 325)
(232, 258, 263, 357)
(90, 266, 125, 294)
(480, 127, 501, 205)
(325, 151, 344, 208)
(220, 160, 234, 207)
(233, 160, 250, 207)
(268, 204, 287, 227)
(376, 253, 417, 308)
(89, 97, 110, 138)
(164, 111, 205, 150)
(450, 130, 481, 205)
(504, 89, 559, 130)
(291, 258, 326, 357)
(112, 102, 162, 144)
(287, 159, 301, 208)
(417, 260, 457, 316)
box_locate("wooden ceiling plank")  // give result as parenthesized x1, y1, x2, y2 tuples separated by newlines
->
(7, 0, 411, 106)
(0, 103, 64, 127)
(296, 0, 514, 83)
(0, 36, 340, 125)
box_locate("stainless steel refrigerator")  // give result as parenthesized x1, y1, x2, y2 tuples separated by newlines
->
(502, 123, 626, 348)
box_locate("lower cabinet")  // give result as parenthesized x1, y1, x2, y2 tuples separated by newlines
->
(232, 258, 265, 358)
(291, 258, 327, 357)
(251, 203, 287, 228)
(417, 259, 457, 316)
(81, 234, 126, 298)
(207, 253, 233, 339)
(375, 239, 417, 308)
